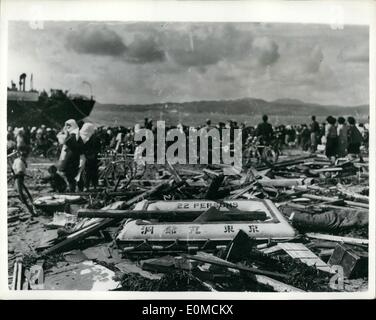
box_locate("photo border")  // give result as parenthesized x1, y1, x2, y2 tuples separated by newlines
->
(1, 0, 375, 300)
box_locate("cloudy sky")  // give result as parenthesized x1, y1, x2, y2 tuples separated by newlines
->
(8, 21, 369, 106)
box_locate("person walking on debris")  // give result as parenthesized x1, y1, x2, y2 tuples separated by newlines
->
(15, 127, 28, 152)
(300, 124, 310, 151)
(255, 114, 274, 145)
(347, 116, 364, 162)
(40, 165, 67, 193)
(11, 146, 36, 215)
(35, 127, 49, 157)
(57, 119, 84, 192)
(80, 122, 100, 191)
(325, 116, 338, 163)
(309, 115, 320, 153)
(337, 116, 348, 158)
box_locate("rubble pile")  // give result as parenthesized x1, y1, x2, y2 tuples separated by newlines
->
(7, 151, 369, 292)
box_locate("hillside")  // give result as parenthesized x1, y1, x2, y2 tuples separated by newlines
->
(88, 97, 369, 127)
(93, 97, 368, 116)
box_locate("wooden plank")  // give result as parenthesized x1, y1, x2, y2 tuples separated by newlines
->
(278, 243, 332, 273)
(258, 178, 313, 188)
(287, 250, 318, 259)
(302, 194, 369, 209)
(337, 185, 369, 203)
(11, 262, 18, 290)
(203, 168, 221, 178)
(165, 160, 183, 183)
(311, 167, 343, 173)
(178, 168, 204, 176)
(255, 275, 305, 292)
(305, 233, 368, 245)
(228, 182, 256, 200)
(119, 180, 175, 209)
(257, 155, 315, 170)
(16, 262, 23, 290)
(260, 245, 282, 255)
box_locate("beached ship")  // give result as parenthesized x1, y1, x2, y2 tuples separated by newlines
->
(7, 73, 95, 128)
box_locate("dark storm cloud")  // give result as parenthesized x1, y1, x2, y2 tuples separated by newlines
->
(9, 22, 369, 106)
(66, 25, 127, 56)
(124, 35, 165, 64)
(167, 24, 254, 67)
(66, 25, 165, 64)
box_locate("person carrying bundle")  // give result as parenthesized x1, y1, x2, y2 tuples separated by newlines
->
(57, 119, 84, 192)
(80, 122, 100, 191)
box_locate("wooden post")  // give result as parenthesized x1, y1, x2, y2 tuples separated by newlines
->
(11, 262, 18, 290)
(16, 262, 23, 290)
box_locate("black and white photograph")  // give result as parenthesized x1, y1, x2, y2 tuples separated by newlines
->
(1, 0, 374, 299)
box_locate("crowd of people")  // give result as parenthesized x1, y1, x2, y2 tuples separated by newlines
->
(7, 125, 59, 157)
(7, 114, 369, 199)
(313, 115, 368, 163)
(8, 120, 100, 195)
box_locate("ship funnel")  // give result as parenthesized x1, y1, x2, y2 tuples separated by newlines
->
(19, 73, 27, 91)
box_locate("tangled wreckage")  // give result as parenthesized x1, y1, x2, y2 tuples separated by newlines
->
(8, 152, 369, 292)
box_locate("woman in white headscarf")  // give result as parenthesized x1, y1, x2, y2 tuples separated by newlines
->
(57, 119, 83, 192)
(80, 123, 100, 190)
(15, 128, 27, 150)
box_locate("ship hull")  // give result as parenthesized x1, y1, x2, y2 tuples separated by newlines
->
(7, 98, 95, 128)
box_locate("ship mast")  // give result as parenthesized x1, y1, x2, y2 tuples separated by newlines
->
(82, 81, 93, 99)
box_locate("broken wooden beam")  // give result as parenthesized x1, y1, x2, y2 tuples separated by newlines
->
(305, 233, 368, 246)
(40, 218, 117, 257)
(58, 190, 143, 197)
(302, 194, 369, 209)
(228, 182, 256, 200)
(118, 179, 175, 209)
(77, 208, 267, 221)
(165, 160, 183, 183)
(16, 262, 23, 290)
(184, 253, 289, 279)
(257, 155, 315, 170)
(255, 275, 305, 292)
(11, 261, 18, 290)
(258, 178, 314, 188)
(336, 185, 369, 203)
(203, 168, 222, 178)
(285, 202, 368, 214)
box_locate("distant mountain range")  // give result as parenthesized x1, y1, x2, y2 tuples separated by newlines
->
(94, 97, 369, 117)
